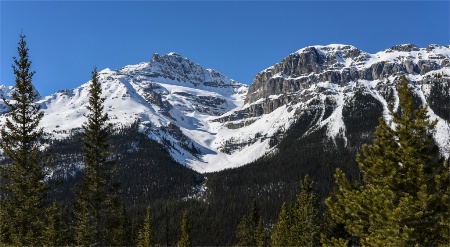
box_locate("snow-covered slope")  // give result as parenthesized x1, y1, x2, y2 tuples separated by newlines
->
(0, 85, 15, 114)
(237, 44, 450, 163)
(0, 53, 249, 172)
(0, 45, 449, 173)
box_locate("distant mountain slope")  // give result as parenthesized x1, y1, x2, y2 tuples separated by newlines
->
(219, 44, 450, 164)
(0, 52, 248, 172)
(0, 45, 448, 173)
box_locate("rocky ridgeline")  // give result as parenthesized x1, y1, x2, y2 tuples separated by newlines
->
(239, 44, 450, 119)
(1, 45, 448, 172)
(147, 53, 242, 89)
(214, 44, 449, 159)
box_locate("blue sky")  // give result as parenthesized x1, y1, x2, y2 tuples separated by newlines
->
(1, 1, 449, 96)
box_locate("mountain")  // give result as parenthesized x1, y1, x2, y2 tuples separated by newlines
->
(0, 45, 449, 174)
(19, 52, 248, 172)
(219, 44, 450, 162)
(1, 44, 449, 245)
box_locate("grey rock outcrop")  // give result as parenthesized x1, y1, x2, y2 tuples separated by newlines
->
(245, 44, 450, 113)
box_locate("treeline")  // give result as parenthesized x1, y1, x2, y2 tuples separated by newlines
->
(0, 34, 197, 246)
(0, 34, 448, 246)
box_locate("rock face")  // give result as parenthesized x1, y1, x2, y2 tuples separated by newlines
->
(146, 52, 242, 89)
(214, 44, 450, 165)
(0, 52, 249, 172)
(0, 84, 41, 114)
(1, 45, 448, 173)
(244, 44, 450, 118)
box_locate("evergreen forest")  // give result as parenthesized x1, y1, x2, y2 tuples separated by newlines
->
(0, 34, 449, 246)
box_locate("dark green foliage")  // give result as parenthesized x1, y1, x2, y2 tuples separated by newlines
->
(74, 67, 122, 245)
(271, 202, 290, 246)
(0, 33, 49, 246)
(236, 200, 268, 247)
(177, 210, 192, 247)
(342, 88, 384, 150)
(272, 175, 321, 247)
(137, 207, 153, 247)
(43, 202, 69, 246)
(107, 199, 130, 246)
(324, 75, 449, 246)
(425, 77, 450, 122)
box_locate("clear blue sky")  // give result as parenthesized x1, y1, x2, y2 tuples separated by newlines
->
(1, 1, 449, 96)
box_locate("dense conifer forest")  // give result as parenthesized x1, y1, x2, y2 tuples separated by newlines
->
(0, 34, 449, 246)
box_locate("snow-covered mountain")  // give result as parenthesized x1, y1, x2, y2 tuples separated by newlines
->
(225, 44, 450, 164)
(0, 45, 449, 173)
(0, 53, 248, 172)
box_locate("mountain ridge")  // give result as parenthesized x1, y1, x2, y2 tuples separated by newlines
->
(0, 44, 449, 172)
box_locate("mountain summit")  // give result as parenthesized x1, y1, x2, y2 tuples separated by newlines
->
(0, 45, 449, 172)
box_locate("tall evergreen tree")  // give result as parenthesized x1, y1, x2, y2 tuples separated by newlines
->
(177, 210, 192, 247)
(271, 202, 291, 247)
(74, 66, 119, 246)
(291, 175, 321, 246)
(107, 199, 130, 246)
(0, 33, 49, 246)
(272, 175, 321, 247)
(236, 200, 267, 247)
(43, 202, 68, 246)
(137, 207, 153, 247)
(324, 75, 450, 246)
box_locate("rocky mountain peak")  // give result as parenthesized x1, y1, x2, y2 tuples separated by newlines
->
(387, 44, 420, 52)
(1, 44, 448, 173)
(246, 44, 450, 104)
(141, 52, 240, 89)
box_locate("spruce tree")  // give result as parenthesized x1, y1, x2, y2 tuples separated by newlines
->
(177, 210, 192, 247)
(324, 75, 450, 246)
(255, 216, 268, 247)
(74, 66, 118, 246)
(236, 200, 267, 247)
(291, 175, 321, 246)
(43, 202, 68, 246)
(0, 33, 49, 246)
(107, 200, 129, 246)
(272, 175, 321, 247)
(137, 207, 153, 247)
(271, 203, 291, 247)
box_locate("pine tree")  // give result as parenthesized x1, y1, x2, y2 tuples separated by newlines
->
(0, 33, 49, 246)
(137, 206, 153, 247)
(43, 202, 68, 246)
(107, 199, 130, 246)
(324, 75, 450, 246)
(271, 203, 291, 247)
(236, 200, 267, 247)
(74, 66, 118, 246)
(255, 216, 268, 247)
(177, 210, 192, 247)
(272, 175, 321, 247)
(291, 175, 321, 246)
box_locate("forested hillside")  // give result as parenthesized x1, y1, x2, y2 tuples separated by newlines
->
(0, 34, 448, 246)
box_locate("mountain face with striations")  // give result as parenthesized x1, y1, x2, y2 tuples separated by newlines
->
(0, 45, 449, 173)
(218, 44, 450, 164)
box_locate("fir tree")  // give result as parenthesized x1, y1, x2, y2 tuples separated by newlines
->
(43, 202, 68, 246)
(236, 200, 267, 247)
(0, 33, 49, 246)
(74, 66, 118, 246)
(271, 203, 291, 247)
(324, 75, 450, 246)
(291, 175, 321, 246)
(177, 210, 192, 247)
(255, 216, 268, 247)
(107, 199, 130, 246)
(137, 206, 153, 247)
(272, 175, 321, 247)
